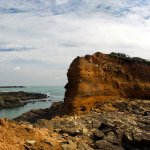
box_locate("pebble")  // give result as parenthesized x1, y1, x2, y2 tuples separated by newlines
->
(26, 140, 36, 145)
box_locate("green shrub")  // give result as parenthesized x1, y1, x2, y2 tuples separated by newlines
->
(109, 52, 150, 64)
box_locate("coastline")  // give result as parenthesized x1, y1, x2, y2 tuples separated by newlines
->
(0, 86, 25, 88)
(4, 98, 150, 150)
(0, 91, 47, 109)
(0, 52, 149, 150)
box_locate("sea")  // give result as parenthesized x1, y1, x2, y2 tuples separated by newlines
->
(0, 86, 65, 119)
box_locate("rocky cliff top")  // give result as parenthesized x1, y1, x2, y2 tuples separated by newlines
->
(64, 52, 150, 113)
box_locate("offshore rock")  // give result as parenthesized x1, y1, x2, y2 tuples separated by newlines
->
(0, 91, 47, 109)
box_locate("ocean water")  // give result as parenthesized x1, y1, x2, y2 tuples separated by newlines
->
(0, 86, 65, 119)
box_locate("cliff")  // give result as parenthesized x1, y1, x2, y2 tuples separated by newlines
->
(64, 52, 150, 112)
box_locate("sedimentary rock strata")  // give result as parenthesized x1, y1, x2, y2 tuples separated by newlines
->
(64, 52, 150, 112)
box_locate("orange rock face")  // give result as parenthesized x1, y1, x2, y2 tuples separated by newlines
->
(64, 52, 150, 112)
(0, 119, 61, 150)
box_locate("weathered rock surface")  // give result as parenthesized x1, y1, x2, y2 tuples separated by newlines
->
(15, 101, 64, 123)
(2, 98, 150, 150)
(0, 91, 47, 109)
(0, 118, 61, 150)
(64, 52, 150, 112)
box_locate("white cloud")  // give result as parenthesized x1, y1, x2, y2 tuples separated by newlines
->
(13, 66, 21, 71)
(56, 0, 69, 5)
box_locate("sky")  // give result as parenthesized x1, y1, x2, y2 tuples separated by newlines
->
(0, 0, 150, 86)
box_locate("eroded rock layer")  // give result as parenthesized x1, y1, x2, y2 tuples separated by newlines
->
(64, 52, 150, 112)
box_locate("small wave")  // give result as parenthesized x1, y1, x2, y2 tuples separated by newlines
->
(2, 91, 10, 92)
(50, 95, 64, 101)
(46, 93, 51, 97)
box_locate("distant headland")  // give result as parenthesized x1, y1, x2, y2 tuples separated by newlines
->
(0, 86, 25, 88)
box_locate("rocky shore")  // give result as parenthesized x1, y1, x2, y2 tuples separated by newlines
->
(0, 91, 47, 109)
(0, 52, 150, 150)
(1, 98, 150, 150)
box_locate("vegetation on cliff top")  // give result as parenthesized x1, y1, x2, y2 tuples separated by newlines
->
(109, 52, 150, 64)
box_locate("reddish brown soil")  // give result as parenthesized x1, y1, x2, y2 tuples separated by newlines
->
(0, 119, 61, 150)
